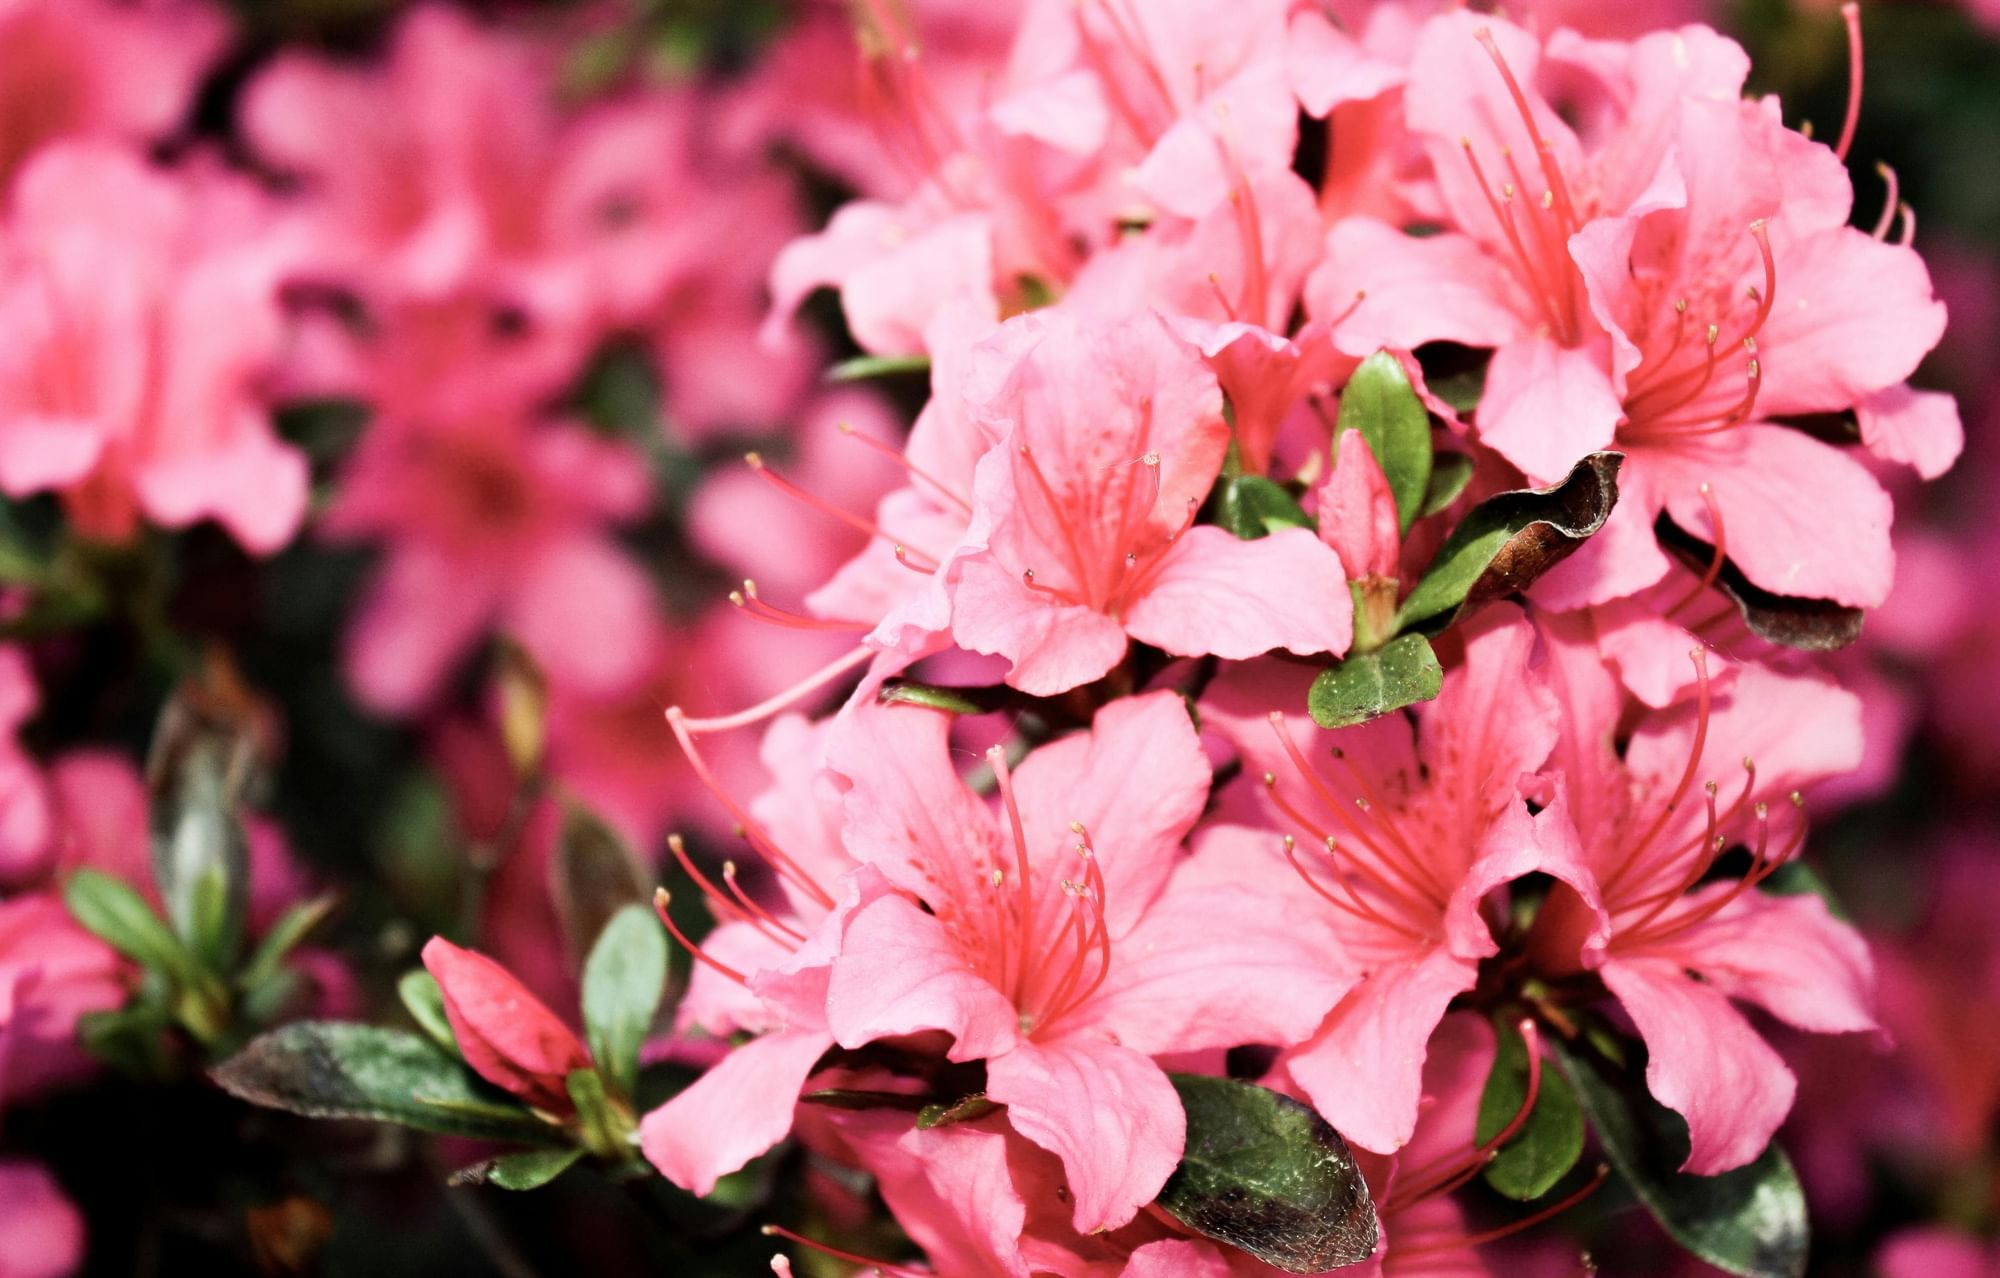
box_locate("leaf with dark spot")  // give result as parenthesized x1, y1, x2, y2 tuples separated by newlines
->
(212, 1022, 563, 1145)
(1307, 633, 1443, 730)
(1656, 519, 1863, 652)
(1397, 452, 1623, 631)
(1551, 1034, 1807, 1278)
(1157, 1074, 1378, 1273)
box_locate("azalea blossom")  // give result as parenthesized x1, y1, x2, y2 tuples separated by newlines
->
(818, 691, 1352, 1231)
(1202, 604, 1587, 1153)
(1312, 12, 1954, 610)
(0, 144, 308, 553)
(949, 310, 1353, 694)
(1524, 613, 1877, 1173)
(322, 412, 656, 715)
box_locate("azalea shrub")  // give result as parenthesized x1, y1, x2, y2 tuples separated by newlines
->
(1, 0, 1997, 1275)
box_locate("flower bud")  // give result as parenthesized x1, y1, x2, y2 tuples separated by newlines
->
(420, 937, 591, 1113)
(1317, 429, 1401, 583)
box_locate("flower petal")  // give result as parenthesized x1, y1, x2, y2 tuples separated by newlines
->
(639, 1028, 832, 1195)
(984, 1033, 1186, 1233)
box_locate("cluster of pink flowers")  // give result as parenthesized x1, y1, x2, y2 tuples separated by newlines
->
(600, 0, 1955, 1271)
(0, 0, 1989, 1275)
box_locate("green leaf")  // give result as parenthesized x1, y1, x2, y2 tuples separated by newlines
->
(237, 894, 336, 993)
(1656, 519, 1862, 652)
(567, 1068, 632, 1161)
(917, 1093, 1000, 1130)
(1419, 452, 1476, 518)
(1396, 452, 1623, 631)
(212, 1022, 562, 1145)
(451, 1148, 586, 1191)
(147, 717, 252, 970)
(1476, 1020, 1585, 1201)
(582, 903, 668, 1099)
(1551, 1034, 1807, 1278)
(1156, 1074, 1378, 1274)
(77, 1004, 174, 1079)
(1216, 474, 1314, 540)
(398, 970, 458, 1055)
(1336, 351, 1432, 532)
(877, 680, 1012, 716)
(828, 353, 931, 383)
(553, 803, 652, 973)
(64, 870, 208, 991)
(1307, 633, 1443, 730)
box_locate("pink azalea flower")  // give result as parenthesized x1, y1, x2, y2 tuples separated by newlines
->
(0, 1159, 84, 1278)
(1524, 614, 1876, 1173)
(640, 711, 893, 1196)
(0, 0, 225, 197)
(727, 0, 1025, 202)
(0, 892, 126, 1107)
(765, 0, 1296, 356)
(949, 311, 1352, 695)
(817, 691, 1352, 1232)
(0, 143, 308, 553)
(322, 413, 655, 716)
(1201, 605, 1586, 1154)
(1312, 13, 1953, 610)
(421, 936, 592, 1114)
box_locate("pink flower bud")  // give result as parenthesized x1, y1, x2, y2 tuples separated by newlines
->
(421, 937, 591, 1113)
(1317, 429, 1400, 582)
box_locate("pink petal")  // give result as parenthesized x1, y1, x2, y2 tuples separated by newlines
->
(0, 1159, 84, 1278)
(1009, 691, 1212, 938)
(1600, 955, 1795, 1174)
(1123, 1240, 1233, 1278)
(1310, 219, 1527, 354)
(1856, 383, 1963, 480)
(133, 426, 309, 555)
(1411, 604, 1559, 851)
(824, 893, 1019, 1061)
(421, 938, 591, 1113)
(1078, 875, 1355, 1055)
(834, 1112, 1037, 1278)
(344, 547, 503, 716)
(1665, 888, 1875, 1036)
(1284, 946, 1481, 1154)
(1477, 335, 1622, 484)
(1876, 1230, 1998, 1278)
(828, 701, 1007, 906)
(506, 533, 656, 697)
(1286, 10, 1405, 116)
(1625, 662, 1863, 844)
(951, 551, 1134, 695)
(1644, 424, 1895, 608)
(1318, 428, 1400, 580)
(1122, 526, 1353, 663)
(0, 418, 105, 496)
(984, 1033, 1186, 1233)
(639, 1028, 832, 1195)
(1756, 227, 1948, 417)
